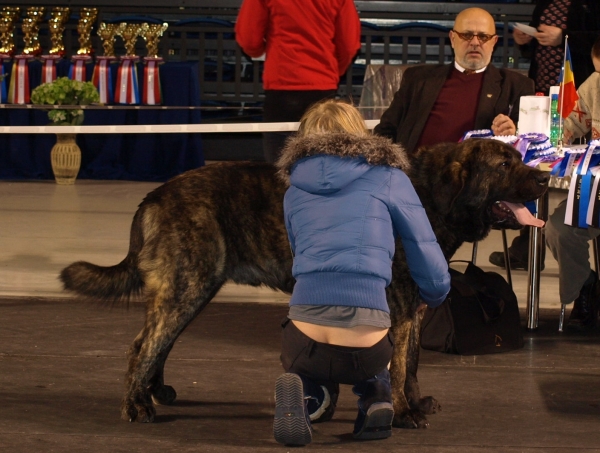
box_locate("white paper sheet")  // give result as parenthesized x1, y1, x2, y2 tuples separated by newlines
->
(514, 23, 537, 37)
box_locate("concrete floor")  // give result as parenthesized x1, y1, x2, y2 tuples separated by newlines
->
(1, 179, 599, 452)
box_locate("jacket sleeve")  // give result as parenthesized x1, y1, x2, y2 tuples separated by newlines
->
(386, 169, 451, 307)
(564, 76, 594, 142)
(333, 0, 361, 76)
(235, 0, 268, 58)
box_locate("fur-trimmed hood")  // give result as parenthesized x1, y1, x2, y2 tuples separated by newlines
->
(276, 133, 410, 192)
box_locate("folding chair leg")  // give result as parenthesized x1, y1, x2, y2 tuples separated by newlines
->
(558, 303, 567, 332)
(471, 241, 478, 265)
(501, 229, 512, 288)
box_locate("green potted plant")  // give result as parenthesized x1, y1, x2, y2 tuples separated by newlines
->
(31, 76, 99, 125)
(31, 77, 100, 184)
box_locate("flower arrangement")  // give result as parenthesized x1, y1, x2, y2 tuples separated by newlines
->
(31, 77, 100, 126)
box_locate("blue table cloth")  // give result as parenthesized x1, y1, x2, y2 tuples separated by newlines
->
(0, 59, 204, 181)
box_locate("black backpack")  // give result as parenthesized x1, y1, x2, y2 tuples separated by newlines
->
(420, 261, 524, 355)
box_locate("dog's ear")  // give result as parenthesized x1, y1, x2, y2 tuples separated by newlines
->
(436, 160, 467, 215)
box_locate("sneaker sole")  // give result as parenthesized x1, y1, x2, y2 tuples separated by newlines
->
(274, 373, 312, 446)
(353, 402, 394, 440)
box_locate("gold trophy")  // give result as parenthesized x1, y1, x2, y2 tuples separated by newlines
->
(76, 7, 98, 56)
(48, 7, 71, 56)
(0, 7, 20, 56)
(94, 23, 124, 104)
(141, 23, 168, 105)
(98, 22, 125, 58)
(114, 23, 148, 104)
(119, 22, 149, 57)
(22, 7, 45, 56)
(41, 7, 70, 85)
(142, 23, 168, 59)
(71, 7, 97, 82)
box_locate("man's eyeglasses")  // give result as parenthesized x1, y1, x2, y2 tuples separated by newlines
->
(452, 30, 497, 44)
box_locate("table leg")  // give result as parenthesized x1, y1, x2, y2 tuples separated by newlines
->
(526, 191, 549, 330)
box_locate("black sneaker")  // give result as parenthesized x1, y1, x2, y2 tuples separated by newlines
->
(274, 373, 312, 446)
(488, 251, 545, 271)
(567, 272, 600, 332)
(353, 402, 394, 440)
(352, 369, 394, 440)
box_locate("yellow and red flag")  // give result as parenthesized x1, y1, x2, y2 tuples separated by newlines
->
(557, 42, 579, 119)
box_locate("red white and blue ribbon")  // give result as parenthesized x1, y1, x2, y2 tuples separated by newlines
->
(92, 56, 116, 104)
(115, 56, 140, 105)
(565, 141, 600, 227)
(142, 57, 163, 105)
(69, 55, 92, 82)
(8, 55, 34, 104)
(41, 55, 62, 84)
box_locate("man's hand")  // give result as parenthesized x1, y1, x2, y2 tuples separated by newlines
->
(535, 25, 563, 47)
(513, 28, 533, 46)
(492, 114, 516, 136)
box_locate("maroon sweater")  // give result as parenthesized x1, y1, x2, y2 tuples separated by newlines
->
(416, 68, 484, 149)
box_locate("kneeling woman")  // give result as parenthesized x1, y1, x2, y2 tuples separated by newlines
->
(274, 100, 450, 446)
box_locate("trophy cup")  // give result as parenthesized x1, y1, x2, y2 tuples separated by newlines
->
(48, 7, 70, 56)
(8, 7, 44, 104)
(0, 7, 20, 56)
(114, 22, 148, 104)
(70, 7, 97, 82)
(41, 7, 71, 84)
(0, 7, 20, 103)
(93, 22, 124, 104)
(22, 7, 45, 56)
(141, 23, 168, 105)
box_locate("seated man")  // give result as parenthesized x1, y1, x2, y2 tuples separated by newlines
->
(374, 7, 534, 154)
(545, 37, 600, 331)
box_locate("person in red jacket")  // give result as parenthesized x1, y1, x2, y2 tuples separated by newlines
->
(235, 0, 361, 163)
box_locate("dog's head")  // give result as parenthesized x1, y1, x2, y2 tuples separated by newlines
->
(411, 138, 549, 245)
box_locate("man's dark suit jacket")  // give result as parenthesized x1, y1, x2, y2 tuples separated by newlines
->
(374, 64, 535, 154)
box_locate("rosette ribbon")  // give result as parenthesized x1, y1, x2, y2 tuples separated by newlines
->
(8, 55, 34, 104)
(92, 56, 116, 104)
(41, 55, 62, 84)
(142, 57, 163, 105)
(69, 55, 92, 82)
(565, 141, 600, 228)
(115, 56, 140, 105)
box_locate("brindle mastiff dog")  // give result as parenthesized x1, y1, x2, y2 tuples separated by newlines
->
(60, 138, 549, 428)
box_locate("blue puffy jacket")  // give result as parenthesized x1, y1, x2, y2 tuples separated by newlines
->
(277, 133, 450, 311)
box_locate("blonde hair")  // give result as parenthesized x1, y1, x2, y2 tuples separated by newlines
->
(297, 99, 370, 138)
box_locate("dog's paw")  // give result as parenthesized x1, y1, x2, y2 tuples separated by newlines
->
(121, 402, 156, 423)
(151, 385, 177, 405)
(393, 410, 430, 429)
(417, 396, 441, 415)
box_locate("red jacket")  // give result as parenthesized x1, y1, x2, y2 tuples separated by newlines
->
(235, 0, 361, 91)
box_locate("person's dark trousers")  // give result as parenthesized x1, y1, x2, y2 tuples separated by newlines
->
(490, 227, 546, 270)
(262, 90, 337, 163)
(280, 319, 393, 414)
(279, 319, 395, 440)
(280, 318, 394, 389)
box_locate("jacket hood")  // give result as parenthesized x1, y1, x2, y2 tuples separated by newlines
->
(276, 133, 410, 193)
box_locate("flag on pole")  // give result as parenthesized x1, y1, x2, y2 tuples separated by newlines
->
(557, 41, 579, 119)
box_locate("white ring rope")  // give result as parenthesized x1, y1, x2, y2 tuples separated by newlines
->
(0, 120, 381, 134)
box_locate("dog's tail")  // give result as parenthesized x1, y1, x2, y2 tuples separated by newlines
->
(59, 208, 145, 301)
